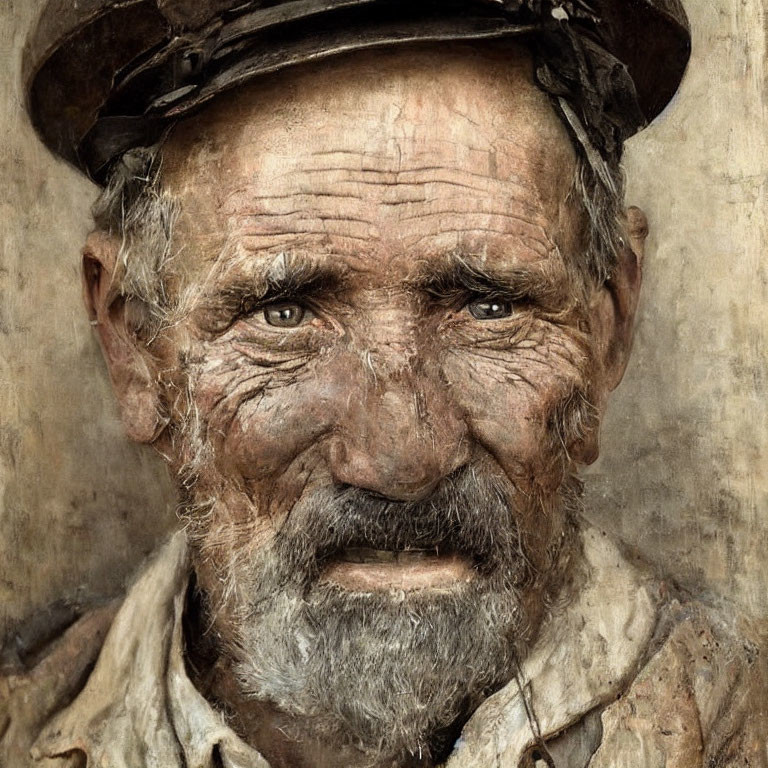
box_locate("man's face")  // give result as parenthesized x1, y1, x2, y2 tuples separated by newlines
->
(91, 43, 635, 764)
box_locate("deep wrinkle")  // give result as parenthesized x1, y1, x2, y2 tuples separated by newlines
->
(81, 45, 644, 768)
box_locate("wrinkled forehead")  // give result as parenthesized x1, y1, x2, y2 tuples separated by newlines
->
(160, 43, 579, 275)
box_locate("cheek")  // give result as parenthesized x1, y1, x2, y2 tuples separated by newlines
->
(191, 342, 350, 488)
(443, 326, 591, 489)
(222, 377, 336, 479)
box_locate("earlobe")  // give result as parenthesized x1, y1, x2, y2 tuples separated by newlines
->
(112, 355, 169, 444)
(82, 232, 167, 444)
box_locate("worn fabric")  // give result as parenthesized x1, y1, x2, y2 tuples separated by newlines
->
(1, 526, 765, 768)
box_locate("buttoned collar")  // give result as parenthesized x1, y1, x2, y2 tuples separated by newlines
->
(33, 525, 657, 768)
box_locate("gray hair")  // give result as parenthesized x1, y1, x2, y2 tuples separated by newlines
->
(92, 140, 626, 334)
(92, 147, 180, 338)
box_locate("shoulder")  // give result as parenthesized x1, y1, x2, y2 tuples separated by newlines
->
(0, 534, 188, 767)
(0, 602, 119, 768)
(591, 594, 768, 767)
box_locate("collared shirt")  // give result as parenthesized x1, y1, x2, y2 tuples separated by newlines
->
(1, 526, 766, 768)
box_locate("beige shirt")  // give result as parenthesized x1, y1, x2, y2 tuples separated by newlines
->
(1, 527, 766, 767)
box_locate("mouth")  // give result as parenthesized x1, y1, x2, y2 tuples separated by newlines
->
(320, 547, 476, 591)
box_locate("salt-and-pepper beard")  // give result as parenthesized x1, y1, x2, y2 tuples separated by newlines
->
(176, 383, 584, 767)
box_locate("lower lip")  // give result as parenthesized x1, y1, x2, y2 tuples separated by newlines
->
(320, 552, 475, 591)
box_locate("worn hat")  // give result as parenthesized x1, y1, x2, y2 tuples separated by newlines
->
(23, 0, 690, 183)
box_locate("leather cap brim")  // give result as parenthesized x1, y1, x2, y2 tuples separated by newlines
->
(23, 0, 690, 182)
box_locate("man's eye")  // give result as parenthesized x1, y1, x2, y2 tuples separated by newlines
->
(467, 299, 513, 320)
(263, 303, 306, 328)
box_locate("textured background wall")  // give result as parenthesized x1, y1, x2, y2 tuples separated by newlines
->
(0, 1, 766, 642)
(0, 0, 176, 642)
(583, 1, 768, 621)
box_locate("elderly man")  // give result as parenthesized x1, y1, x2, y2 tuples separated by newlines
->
(1, 0, 766, 766)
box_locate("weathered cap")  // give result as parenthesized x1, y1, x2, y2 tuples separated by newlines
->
(23, 0, 690, 183)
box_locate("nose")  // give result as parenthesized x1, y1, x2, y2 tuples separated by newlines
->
(326, 350, 469, 501)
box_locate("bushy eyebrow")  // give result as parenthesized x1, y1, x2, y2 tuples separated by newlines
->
(203, 253, 348, 316)
(413, 254, 567, 307)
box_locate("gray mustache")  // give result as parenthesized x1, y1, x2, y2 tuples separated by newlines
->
(272, 467, 527, 581)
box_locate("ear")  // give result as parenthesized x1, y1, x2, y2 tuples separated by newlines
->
(593, 206, 647, 393)
(571, 207, 646, 466)
(82, 231, 168, 443)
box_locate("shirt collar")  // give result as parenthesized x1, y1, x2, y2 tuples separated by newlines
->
(33, 526, 657, 768)
(446, 527, 658, 765)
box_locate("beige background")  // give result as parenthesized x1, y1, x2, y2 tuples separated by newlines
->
(0, 1, 766, 641)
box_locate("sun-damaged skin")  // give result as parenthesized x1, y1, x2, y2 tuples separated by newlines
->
(82, 43, 645, 768)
